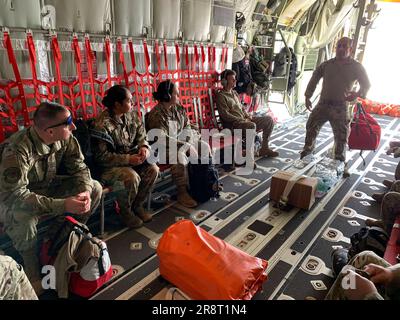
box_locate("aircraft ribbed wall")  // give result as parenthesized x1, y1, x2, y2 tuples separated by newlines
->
(181, 0, 212, 42)
(0, 0, 42, 29)
(43, 0, 110, 33)
(113, 0, 152, 37)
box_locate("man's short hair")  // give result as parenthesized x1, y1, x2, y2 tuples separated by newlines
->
(33, 102, 68, 130)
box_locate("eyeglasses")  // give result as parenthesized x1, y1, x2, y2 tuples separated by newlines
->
(46, 115, 73, 130)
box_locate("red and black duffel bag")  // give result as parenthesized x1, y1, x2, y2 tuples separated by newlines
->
(348, 102, 381, 164)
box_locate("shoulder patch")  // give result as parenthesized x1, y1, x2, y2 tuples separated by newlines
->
(3, 167, 22, 184)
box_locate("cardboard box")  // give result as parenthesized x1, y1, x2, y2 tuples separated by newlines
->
(270, 170, 318, 210)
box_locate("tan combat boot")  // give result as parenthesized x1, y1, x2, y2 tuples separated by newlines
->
(120, 213, 143, 229)
(371, 192, 385, 203)
(259, 147, 279, 158)
(365, 218, 385, 229)
(177, 186, 198, 208)
(383, 179, 394, 189)
(134, 206, 153, 223)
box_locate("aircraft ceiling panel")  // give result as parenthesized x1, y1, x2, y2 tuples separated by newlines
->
(0, 0, 41, 29)
(182, 0, 212, 42)
(114, 0, 151, 37)
(278, 0, 318, 27)
(153, 0, 181, 40)
(44, 0, 111, 33)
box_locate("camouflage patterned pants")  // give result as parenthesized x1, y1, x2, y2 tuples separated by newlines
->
(325, 250, 391, 300)
(101, 163, 159, 217)
(230, 115, 274, 150)
(4, 176, 102, 280)
(381, 181, 400, 234)
(303, 104, 350, 162)
(0, 255, 38, 300)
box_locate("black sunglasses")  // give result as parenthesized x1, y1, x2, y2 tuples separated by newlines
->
(46, 115, 73, 130)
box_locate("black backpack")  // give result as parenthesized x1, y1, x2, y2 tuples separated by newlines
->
(188, 157, 221, 203)
(73, 119, 115, 180)
(348, 226, 389, 258)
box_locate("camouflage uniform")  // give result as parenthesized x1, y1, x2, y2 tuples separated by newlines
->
(381, 180, 400, 234)
(326, 251, 400, 300)
(215, 89, 274, 151)
(0, 128, 102, 281)
(92, 109, 159, 218)
(302, 58, 371, 162)
(0, 255, 38, 300)
(145, 104, 210, 188)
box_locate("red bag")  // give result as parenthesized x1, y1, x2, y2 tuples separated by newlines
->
(69, 239, 113, 298)
(348, 102, 381, 151)
(157, 220, 268, 300)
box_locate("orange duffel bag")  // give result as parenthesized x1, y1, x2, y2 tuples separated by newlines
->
(157, 220, 268, 300)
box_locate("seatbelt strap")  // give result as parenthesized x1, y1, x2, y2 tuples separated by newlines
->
(26, 32, 40, 105)
(104, 36, 112, 87)
(128, 38, 141, 116)
(51, 34, 64, 105)
(193, 44, 199, 71)
(72, 35, 88, 119)
(84, 35, 97, 116)
(116, 38, 129, 86)
(221, 45, 227, 71)
(142, 39, 151, 70)
(163, 40, 168, 70)
(184, 43, 189, 69)
(154, 40, 161, 72)
(175, 42, 180, 67)
(3, 31, 30, 127)
(200, 44, 206, 71)
(128, 38, 136, 70)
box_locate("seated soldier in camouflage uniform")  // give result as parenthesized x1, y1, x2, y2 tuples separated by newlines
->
(366, 141, 400, 232)
(326, 250, 400, 300)
(92, 85, 159, 229)
(0, 255, 38, 300)
(371, 140, 400, 203)
(0, 102, 102, 288)
(215, 69, 279, 159)
(301, 37, 371, 173)
(145, 80, 211, 208)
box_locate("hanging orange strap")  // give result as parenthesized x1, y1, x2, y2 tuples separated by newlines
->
(104, 37, 112, 87)
(175, 42, 180, 67)
(142, 39, 151, 70)
(163, 40, 168, 70)
(72, 36, 88, 119)
(117, 38, 129, 86)
(51, 35, 64, 105)
(84, 36, 97, 115)
(26, 33, 40, 105)
(3, 31, 30, 127)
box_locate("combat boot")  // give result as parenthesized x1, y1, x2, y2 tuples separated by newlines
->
(120, 213, 143, 229)
(177, 186, 198, 208)
(331, 248, 349, 277)
(371, 192, 385, 203)
(259, 147, 279, 158)
(383, 179, 394, 189)
(134, 206, 153, 223)
(365, 218, 385, 229)
(342, 162, 350, 178)
(300, 150, 311, 159)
